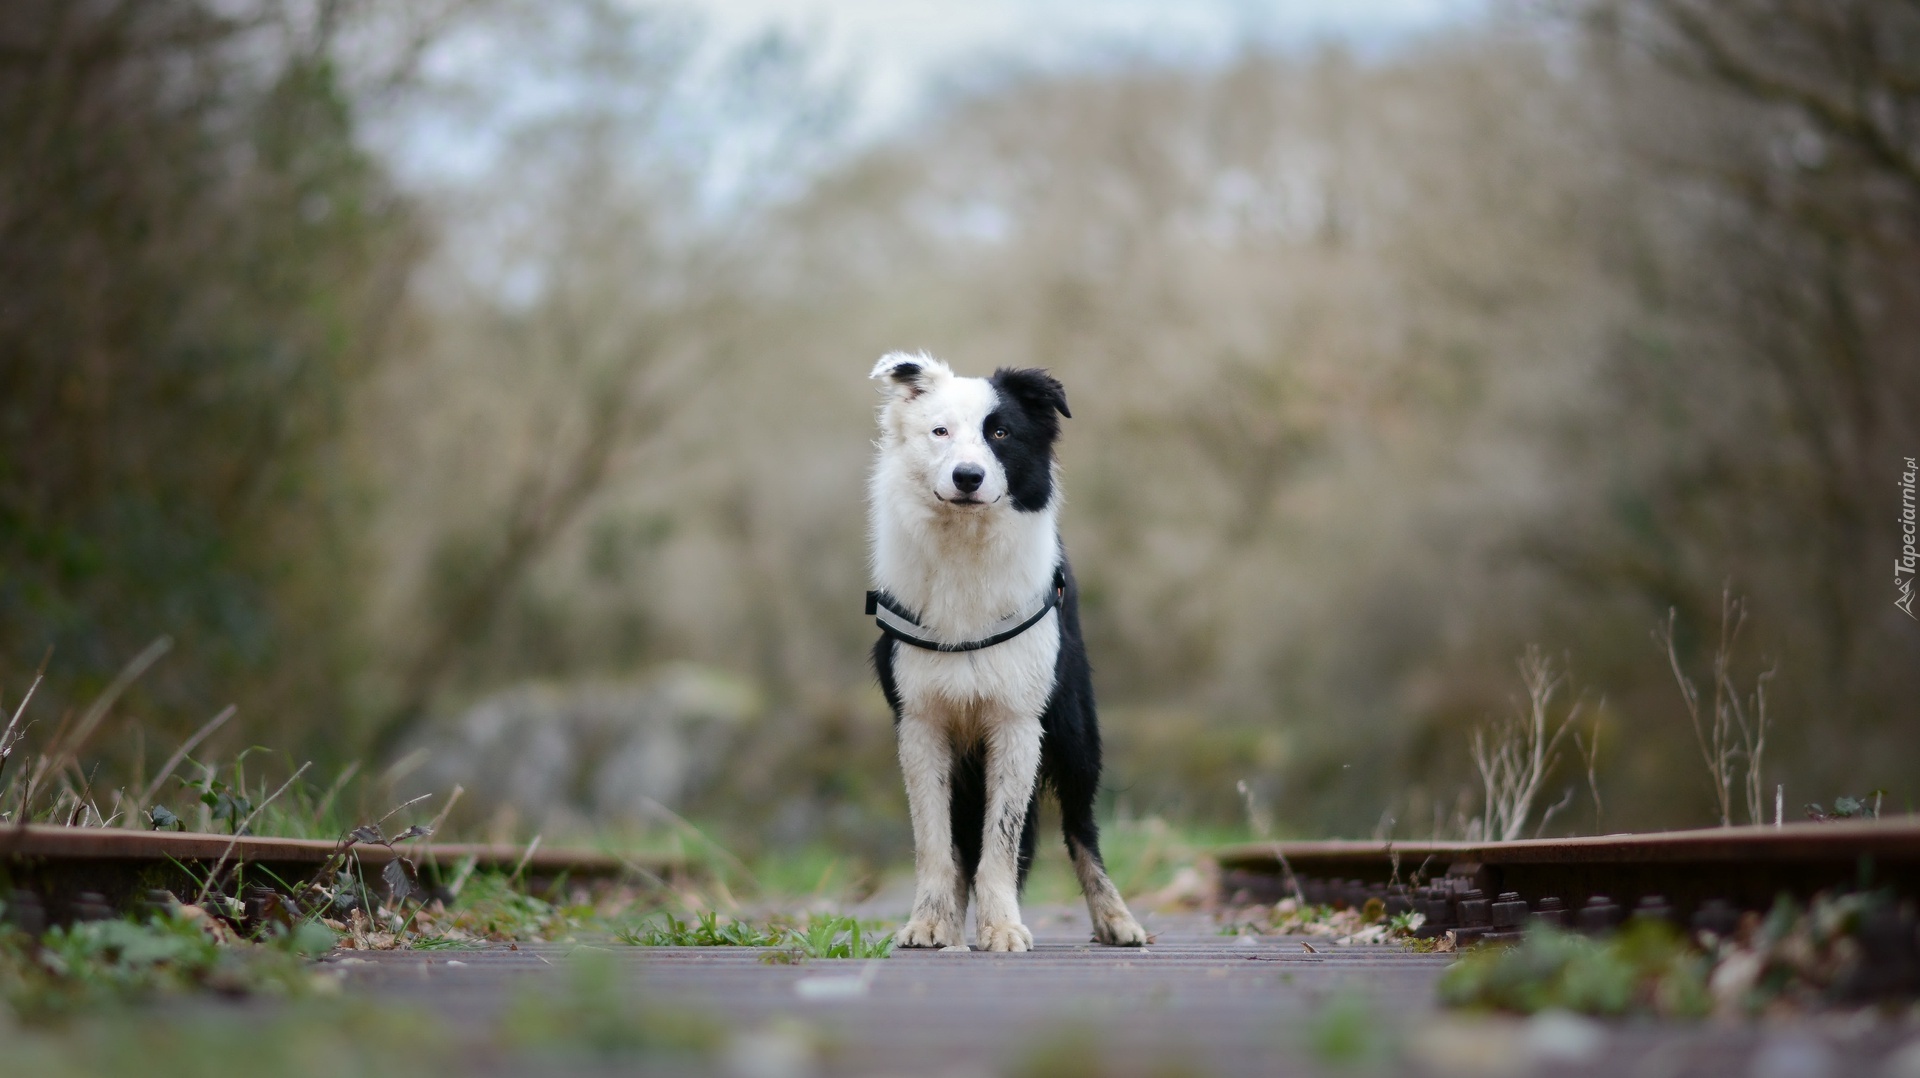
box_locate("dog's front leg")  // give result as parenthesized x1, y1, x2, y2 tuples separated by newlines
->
(973, 715, 1042, 952)
(894, 716, 965, 948)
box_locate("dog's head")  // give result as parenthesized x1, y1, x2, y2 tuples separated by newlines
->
(869, 352, 1071, 513)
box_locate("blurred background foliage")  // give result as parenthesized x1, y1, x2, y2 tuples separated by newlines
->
(2, 0, 1916, 859)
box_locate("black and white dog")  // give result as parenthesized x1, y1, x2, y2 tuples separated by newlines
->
(866, 352, 1147, 952)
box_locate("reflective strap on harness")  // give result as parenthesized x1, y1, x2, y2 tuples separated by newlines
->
(865, 567, 1066, 653)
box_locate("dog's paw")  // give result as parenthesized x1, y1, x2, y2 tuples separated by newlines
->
(1092, 910, 1148, 947)
(976, 920, 1033, 952)
(895, 916, 962, 949)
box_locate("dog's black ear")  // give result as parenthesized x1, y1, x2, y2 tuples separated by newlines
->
(870, 352, 951, 400)
(990, 367, 1071, 419)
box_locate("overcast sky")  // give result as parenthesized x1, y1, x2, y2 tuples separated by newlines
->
(382, 1, 1489, 194)
(690, 0, 1489, 133)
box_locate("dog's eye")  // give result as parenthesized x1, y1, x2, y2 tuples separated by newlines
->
(991, 427, 1009, 439)
(932, 426, 949, 437)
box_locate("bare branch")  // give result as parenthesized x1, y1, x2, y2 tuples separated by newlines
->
(1534, 786, 1577, 839)
(1649, 0, 1920, 196)
(1472, 647, 1590, 841)
(1658, 588, 1775, 827)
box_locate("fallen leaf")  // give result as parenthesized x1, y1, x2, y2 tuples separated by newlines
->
(382, 859, 413, 904)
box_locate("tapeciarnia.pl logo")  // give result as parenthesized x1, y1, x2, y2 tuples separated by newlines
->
(1899, 456, 1917, 619)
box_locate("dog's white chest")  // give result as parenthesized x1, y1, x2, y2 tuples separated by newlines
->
(887, 614, 1062, 728)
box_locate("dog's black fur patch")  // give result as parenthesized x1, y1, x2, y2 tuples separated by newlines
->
(986, 368, 1069, 513)
(871, 558, 1112, 895)
(878, 359, 926, 398)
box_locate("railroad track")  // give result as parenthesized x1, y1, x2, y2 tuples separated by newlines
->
(7, 817, 1917, 942)
(0, 824, 681, 927)
(1214, 817, 1920, 942)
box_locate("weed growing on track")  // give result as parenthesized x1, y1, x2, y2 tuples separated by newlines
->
(1468, 647, 1594, 842)
(774, 915, 892, 960)
(419, 872, 577, 943)
(617, 911, 893, 960)
(1658, 588, 1775, 829)
(1438, 890, 1920, 1018)
(621, 910, 778, 947)
(351, 868, 674, 949)
(1439, 921, 1711, 1018)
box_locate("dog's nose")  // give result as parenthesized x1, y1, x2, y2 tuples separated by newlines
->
(952, 463, 985, 494)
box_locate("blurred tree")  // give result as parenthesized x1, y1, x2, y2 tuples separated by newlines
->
(6, 0, 1911, 843)
(359, 6, 851, 754)
(0, 0, 419, 755)
(1543, 0, 1920, 786)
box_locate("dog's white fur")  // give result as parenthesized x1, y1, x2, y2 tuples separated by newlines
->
(868, 352, 1144, 952)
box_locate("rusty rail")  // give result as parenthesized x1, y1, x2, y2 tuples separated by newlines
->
(0, 824, 683, 925)
(1214, 818, 1920, 940)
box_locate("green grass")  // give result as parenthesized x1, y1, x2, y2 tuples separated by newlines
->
(407, 935, 480, 951)
(1438, 921, 1711, 1017)
(395, 869, 650, 946)
(0, 908, 337, 1022)
(776, 914, 892, 959)
(440, 872, 571, 939)
(1438, 890, 1915, 1018)
(617, 911, 893, 959)
(619, 910, 779, 947)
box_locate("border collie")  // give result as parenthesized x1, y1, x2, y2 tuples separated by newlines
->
(866, 352, 1147, 952)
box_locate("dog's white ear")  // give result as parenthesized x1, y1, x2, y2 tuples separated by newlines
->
(869, 351, 951, 400)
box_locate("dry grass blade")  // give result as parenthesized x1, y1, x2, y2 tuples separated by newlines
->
(422, 783, 463, 838)
(0, 671, 44, 765)
(634, 793, 759, 892)
(419, 784, 464, 876)
(1238, 779, 1304, 903)
(376, 792, 432, 828)
(133, 704, 237, 813)
(310, 760, 363, 825)
(58, 636, 171, 762)
(16, 637, 171, 826)
(0, 668, 45, 808)
(509, 833, 543, 884)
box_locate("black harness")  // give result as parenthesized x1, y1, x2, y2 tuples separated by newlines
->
(866, 567, 1066, 653)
